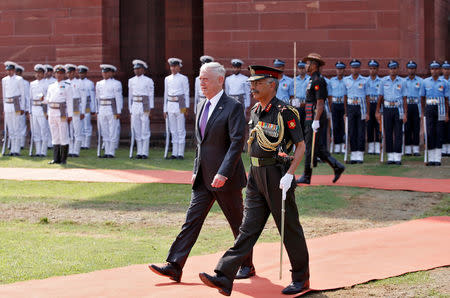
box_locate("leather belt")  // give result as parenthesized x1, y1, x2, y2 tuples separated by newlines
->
(332, 96, 344, 103)
(250, 156, 277, 167)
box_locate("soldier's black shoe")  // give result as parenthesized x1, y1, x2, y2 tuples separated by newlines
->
(48, 145, 61, 164)
(357, 160, 363, 164)
(281, 280, 310, 295)
(235, 265, 255, 279)
(136, 155, 142, 159)
(72, 154, 79, 158)
(387, 161, 395, 165)
(149, 262, 182, 283)
(177, 156, 184, 160)
(68, 154, 73, 157)
(332, 165, 345, 183)
(199, 272, 232, 296)
(107, 155, 114, 158)
(435, 162, 441, 166)
(405, 153, 412, 156)
(142, 155, 148, 159)
(169, 155, 177, 159)
(395, 161, 402, 165)
(414, 153, 420, 156)
(60, 145, 69, 164)
(296, 174, 311, 184)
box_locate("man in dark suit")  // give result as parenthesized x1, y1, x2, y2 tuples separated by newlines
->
(149, 62, 254, 282)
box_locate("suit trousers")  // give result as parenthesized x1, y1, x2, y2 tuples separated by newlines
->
(425, 105, 445, 150)
(348, 105, 366, 152)
(215, 164, 309, 283)
(383, 107, 402, 153)
(331, 103, 345, 144)
(167, 180, 252, 269)
(367, 102, 380, 143)
(405, 104, 420, 146)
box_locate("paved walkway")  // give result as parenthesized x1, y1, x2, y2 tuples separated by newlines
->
(0, 167, 449, 193)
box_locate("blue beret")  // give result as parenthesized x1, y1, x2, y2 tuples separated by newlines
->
(273, 59, 285, 67)
(430, 60, 441, 69)
(335, 61, 346, 69)
(297, 61, 306, 68)
(442, 61, 450, 69)
(368, 59, 379, 67)
(349, 59, 361, 68)
(388, 60, 399, 69)
(406, 60, 417, 69)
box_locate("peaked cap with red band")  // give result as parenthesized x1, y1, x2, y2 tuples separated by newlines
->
(247, 65, 283, 82)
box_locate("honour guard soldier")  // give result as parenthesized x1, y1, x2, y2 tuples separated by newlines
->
(44, 64, 56, 148)
(29, 64, 49, 157)
(366, 60, 382, 154)
(15, 65, 29, 149)
(327, 61, 347, 153)
(440, 61, 450, 156)
(65, 64, 86, 157)
(404, 61, 423, 156)
(225, 59, 251, 114)
(273, 59, 292, 104)
(46, 65, 73, 164)
(194, 55, 213, 114)
(289, 61, 310, 134)
(420, 61, 449, 166)
(128, 59, 154, 159)
(77, 65, 96, 149)
(164, 58, 189, 159)
(296, 53, 345, 184)
(2, 61, 25, 156)
(343, 59, 368, 163)
(376, 60, 407, 165)
(96, 64, 122, 158)
(199, 65, 310, 296)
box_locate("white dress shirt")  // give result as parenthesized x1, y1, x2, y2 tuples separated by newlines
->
(29, 79, 47, 116)
(46, 80, 74, 117)
(164, 73, 190, 113)
(128, 74, 155, 113)
(2, 75, 25, 112)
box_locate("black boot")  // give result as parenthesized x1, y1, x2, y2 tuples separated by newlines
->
(48, 145, 61, 164)
(296, 167, 312, 184)
(324, 155, 345, 183)
(60, 145, 69, 164)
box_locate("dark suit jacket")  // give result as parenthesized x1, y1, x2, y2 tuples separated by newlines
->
(192, 92, 247, 192)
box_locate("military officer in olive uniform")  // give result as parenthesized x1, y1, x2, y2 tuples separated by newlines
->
(199, 65, 310, 296)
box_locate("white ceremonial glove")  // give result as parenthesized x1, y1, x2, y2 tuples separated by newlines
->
(312, 120, 320, 132)
(279, 173, 294, 192)
(291, 98, 300, 108)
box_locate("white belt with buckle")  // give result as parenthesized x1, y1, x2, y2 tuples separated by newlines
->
(168, 96, 179, 102)
(32, 100, 42, 106)
(100, 99, 112, 105)
(347, 98, 361, 105)
(384, 101, 399, 108)
(407, 97, 419, 104)
(332, 97, 344, 103)
(426, 98, 439, 105)
(49, 102, 61, 108)
(5, 98, 14, 103)
(369, 95, 378, 103)
(133, 96, 143, 102)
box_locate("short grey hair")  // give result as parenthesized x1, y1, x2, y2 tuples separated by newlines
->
(200, 62, 226, 78)
(266, 77, 279, 91)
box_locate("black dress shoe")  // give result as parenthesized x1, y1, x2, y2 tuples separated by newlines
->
(235, 265, 255, 279)
(142, 155, 148, 159)
(387, 161, 395, 165)
(281, 280, 310, 295)
(136, 155, 142, 159)
(435, 162, 441, 166)
(350, 160, 357, 164)
(395, 161, 402, 165)
(177, 156, 184, 160)
(149, 262, 182, 282)
(72, 154, 79, 158)
(169, 155, 177, 159)
(68, 154, 73, 157)
(199, 272, 232, 296)
(413, 153, 420, 156)
(357, 161, 363, 164)
(332, 166, 345, 183)
(107, 155, 114, 158)
(405, 153, 412, 156)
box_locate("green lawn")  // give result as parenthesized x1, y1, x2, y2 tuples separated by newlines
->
(0, 147, 448, 178)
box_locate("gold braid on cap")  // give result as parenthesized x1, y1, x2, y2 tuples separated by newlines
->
(247, 106, 300, 152)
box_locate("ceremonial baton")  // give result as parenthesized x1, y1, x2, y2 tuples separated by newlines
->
(292, 42, 297, 105)
(280, 188, 287, 280)
(310, 130, 316, 166)
(329, 112, 334, 153)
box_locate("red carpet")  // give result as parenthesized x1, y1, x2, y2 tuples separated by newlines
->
(0, 217, 449, 297)
(0, 167, 449, 193)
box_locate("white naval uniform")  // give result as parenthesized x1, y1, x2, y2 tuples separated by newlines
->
(128, 74, 154, 157)
(224, 73, 251, 109)
(67, 78, 86, 155)
(163, 73, 189, 157)
(44, 77, 57, 147)
(79, 77, 96, 148)
(46, 80, 73, 145)
(19, 78, 30, 147)
(2, 74, 26, 154)
(194, 76, 206, 114)
(96, 78, 122, 156)
(29, 79, 49, 156)
(112, 78, 123, 149)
